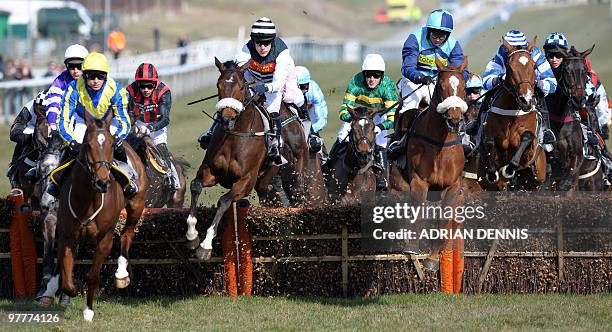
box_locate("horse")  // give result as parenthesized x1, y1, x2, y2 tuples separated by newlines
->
(267, 103, 327, 207)
(578, 94, 607, 190)
(35, 131, 66, 304)
(186, 58, 277, 260)
(389, 57, 468, 283)
(461, 77, 486, 195)
(126, 134, 189, 207)
(324, 107, 377, 204)
(50, 112, 146, 321)
(545, 45, 594, 193)
(479, 37, 547, 191)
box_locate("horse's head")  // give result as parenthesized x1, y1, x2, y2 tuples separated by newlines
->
(560, 45, 594, 106)
(433, 57, 468, 133)
(348, 107, 376, 163)
(503, 36, 537, 110)
(82, 112, 114, 193)
(33, 92, 49, 148)
(214, 57, 251, 130)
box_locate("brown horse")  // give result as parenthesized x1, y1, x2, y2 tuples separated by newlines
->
(545, 45, 594, 193)
(186, 58, 276, 260)
(480, 37, 547, 190)
(578, 94, 607, 190)
(127, 134, 188, 207)
(325, 107, 377, 204)
(51, 113, 146, 321)
(267, 104, 327, 207)
(389, 57, 468, 284)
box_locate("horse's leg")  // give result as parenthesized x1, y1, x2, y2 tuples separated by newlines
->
(83, 231, 114, 322)
(186, 165, 217, 250)
(409, 176, 432, 267)
(169, 162, 187, 208)
(196, 174, 255, 260)
(58, 234, 78, 297)
(116, 196, 145, 289)
(388, 164, 410, 192)
(36, 212, 57, 301)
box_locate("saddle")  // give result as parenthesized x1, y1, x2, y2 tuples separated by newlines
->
(112, 158, 138, 186)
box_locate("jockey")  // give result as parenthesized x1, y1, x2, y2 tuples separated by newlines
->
(198, 17, 304, 165)
(47, 52, 137, 198)
(461, 74, 484, 155)
(6, 91, 46, 188)
(295, 65, 328, 153)
(127, 62, 179, 191)
(331, 53, 398, 190)
(389, 9, 468, 156)
(46, 44, 89, 133)
(469, 30, 558, 146)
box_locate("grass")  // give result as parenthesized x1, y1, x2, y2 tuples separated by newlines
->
(0, 293, 610, 330)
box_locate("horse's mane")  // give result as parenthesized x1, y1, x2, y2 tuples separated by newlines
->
(223, 60, 240, 70)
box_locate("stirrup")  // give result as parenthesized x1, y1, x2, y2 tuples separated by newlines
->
(543, 129, 556, 144)
(25, 167, 37, 180)
(46, 183, 60, 197)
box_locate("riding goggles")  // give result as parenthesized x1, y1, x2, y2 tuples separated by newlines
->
(84, 71, 107, 81)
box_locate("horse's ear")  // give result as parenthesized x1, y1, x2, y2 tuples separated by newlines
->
(215, 57, 225, 72)
(102, 111, 113, 128)
(434, 56, 446, 70)
(581, 44, 595, 59)
(502, 36, 514, 53)
(459, 56, 468, 72)
(347, 107, 357, 120)
(239, 59, 251, 73)
(560, 47, 569, 58)
(33, 102, 45, 118)
(527, 36, 537, 52)
(83, 111, 94, 127)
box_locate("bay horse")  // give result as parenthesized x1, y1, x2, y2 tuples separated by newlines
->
(50, 112, 146, 321)
(479, 37, 547, 190)
(325, 107, 377, 204)
(186, 58, 277, 260)
(126, 134, 188, 207)
(578, 94, 607, 190)
(389, 57, 468, 292)
(268, 103, 327, 207)
(545, 45, 594, 193)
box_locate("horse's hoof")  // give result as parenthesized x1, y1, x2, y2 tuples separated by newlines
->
(422, 258, 440, 272)
(83, 307, 94, 322)
(38, 296, 54, 307)
(500, 165, 515, 179)
(195, 246, 212, 261)
(486, 171, 499, 183)
(59, 293, 71, 307)
(188, 236, 200, 251)
(115, 276, 131, 289)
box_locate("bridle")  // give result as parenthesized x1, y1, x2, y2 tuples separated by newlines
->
(502, 49, 536, 111)
(558, 56, 587, 110)
(75, 128, 114, 190)
(216, 69, 262, 137)
(345, 115, 375, 174)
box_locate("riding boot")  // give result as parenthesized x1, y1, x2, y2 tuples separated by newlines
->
(308, 134, 323, 153)
(46, 150, 75, 197)
(198, 113, 220, 150)
(268, 114, 283, 164)
(113, 143, 138, 199)
(157, 143, 176, 191)
(374, 146, 388, 191)
(540, 108, 556, 144)
(7, 142, 25, 186)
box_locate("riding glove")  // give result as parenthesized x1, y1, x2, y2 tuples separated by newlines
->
(253, 83, 267, 95)
(67, 141, 81, 156)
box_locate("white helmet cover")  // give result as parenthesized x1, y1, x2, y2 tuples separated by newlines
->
(362, 54, 385, 72)
(64, 44, 89, 62)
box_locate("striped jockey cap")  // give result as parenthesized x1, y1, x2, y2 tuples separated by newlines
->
(135, 62, 159, 82)
(250, 17, 276, 41)
(503, 30, 528, 47)
(544, 32, 569, 50)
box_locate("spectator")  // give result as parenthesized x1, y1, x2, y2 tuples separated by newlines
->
(177, 33, 189, 65)
(107, 28, 126, 59)
(43, 61, 62, 77)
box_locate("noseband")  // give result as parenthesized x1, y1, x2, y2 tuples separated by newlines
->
(559, 56, 587, 109)
(434, 68, 468, 132)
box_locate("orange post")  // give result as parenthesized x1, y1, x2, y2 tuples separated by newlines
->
(439, 249, 453, 294)
(222, 199, 253, 297)
(8, 189, 37, 296)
